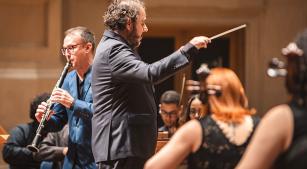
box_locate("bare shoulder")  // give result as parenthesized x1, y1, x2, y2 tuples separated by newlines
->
(236, 104, 294, 169)
(181, 120, 202, 131)
(261, 104, 293, 132)
(177, 120, 202, 138)
(174, 120, 202, 152)
(265, 104, 293, 122)
(260, 104, 294, 150)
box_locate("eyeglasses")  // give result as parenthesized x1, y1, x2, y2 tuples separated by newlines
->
(61, 43, 83, 55)
(159, 110, 178, 117)
(189, 108, 202, 119)
(190, 108, 200, 115)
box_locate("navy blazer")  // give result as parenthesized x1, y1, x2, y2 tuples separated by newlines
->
(92, 30, 198, 162)
(48, 67, 96, 169)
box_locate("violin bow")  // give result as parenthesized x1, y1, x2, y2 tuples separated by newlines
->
(179, 73, 186, 105)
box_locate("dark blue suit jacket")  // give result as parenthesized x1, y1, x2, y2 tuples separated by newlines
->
(92, 30, 198, 162)
(48, 67, 96, 169)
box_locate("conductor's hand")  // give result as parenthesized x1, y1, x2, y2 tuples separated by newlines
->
(35, 102, 55, 122)
(189, 36, 211, 49)
(50, 88, 74, 109)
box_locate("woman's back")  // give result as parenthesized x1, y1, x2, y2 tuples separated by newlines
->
(188, 115, 260, 169)
(275, 101, 307, 169)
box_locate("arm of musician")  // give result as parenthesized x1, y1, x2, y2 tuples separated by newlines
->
(2, 126, 36, 165)
(70, 99, 93, 119)
(35, 102, 67, 132)
(51, 88, 93, 119)
(34, 125, 68, 162)
(236, 104, 293, 169)
(48, 106, 68, 132)
(144, 120, 202, 169)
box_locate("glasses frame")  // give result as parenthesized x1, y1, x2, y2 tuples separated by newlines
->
(61, 43, 84, 55)
(189, 108, 201, 115)
(159, 110, 178, 118)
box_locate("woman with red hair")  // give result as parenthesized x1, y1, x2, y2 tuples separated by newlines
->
(145, 67, 260, 169)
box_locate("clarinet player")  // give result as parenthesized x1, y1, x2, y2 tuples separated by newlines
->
(35, 26, 97, 169)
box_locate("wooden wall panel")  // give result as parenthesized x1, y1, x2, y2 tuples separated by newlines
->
(0, 0, 62, 139)
(0, 1, 47, 47)
(0, 0, 62, 66)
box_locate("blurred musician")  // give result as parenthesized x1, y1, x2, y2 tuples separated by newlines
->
(145, 68, 260, 169)
(236, 29, 307, 169)
(2, 93, 49, 169)
(159, 90, 182, 136)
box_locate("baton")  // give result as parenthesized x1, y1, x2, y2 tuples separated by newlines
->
(210, 24, 247, 40)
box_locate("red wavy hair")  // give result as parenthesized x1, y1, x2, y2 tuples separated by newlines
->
(205, 67, 255, 123)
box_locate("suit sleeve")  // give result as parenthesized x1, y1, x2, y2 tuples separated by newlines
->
(47, 103, 68, 132)
(109, 42, 198, 84)
(51, 72, 93, 123)
(2, 126, 36, 165)
(34, 126, 68, 161)
(70, 99, 93, 119)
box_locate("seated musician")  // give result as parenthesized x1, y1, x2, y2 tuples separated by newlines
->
(145, 68, 260, 169)
(179, 94, 207, 126)
(158, 90, 182, 137)
(33, 124, 68, 169)
(236, 29, 307, 169)
(179, 64, 210, 126)
(2, 93, 50, 169)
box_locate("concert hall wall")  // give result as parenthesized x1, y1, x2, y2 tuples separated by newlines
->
(0, 0, 306, 167)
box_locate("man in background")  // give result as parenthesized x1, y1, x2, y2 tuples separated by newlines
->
(34, 124, 68, 169)
(2, 93, 50, 169)
(159, 90, 182, 136)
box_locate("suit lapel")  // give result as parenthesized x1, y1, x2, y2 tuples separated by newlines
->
(70, 71, 78, 99)
(82, 67, 92, 100)
(83, 76, 91, 100)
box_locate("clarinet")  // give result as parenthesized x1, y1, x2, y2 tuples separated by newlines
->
(27, 61, 71, 152)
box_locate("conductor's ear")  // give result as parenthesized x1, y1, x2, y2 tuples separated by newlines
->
(126, 18, 132, 31)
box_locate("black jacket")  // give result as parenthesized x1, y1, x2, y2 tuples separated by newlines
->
(34, 124, 69, 169)
(2, 122, 41, 169)
(92, 30, 198, 162)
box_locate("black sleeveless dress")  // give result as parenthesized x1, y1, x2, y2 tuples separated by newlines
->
(274, 101, 307, 169)
(187, 115, 260, 169)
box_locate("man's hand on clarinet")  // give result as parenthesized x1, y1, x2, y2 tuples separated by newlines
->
(189, 36, 211, 49)
(50, 88, 74, 109)
(35, 102, 55, 122)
